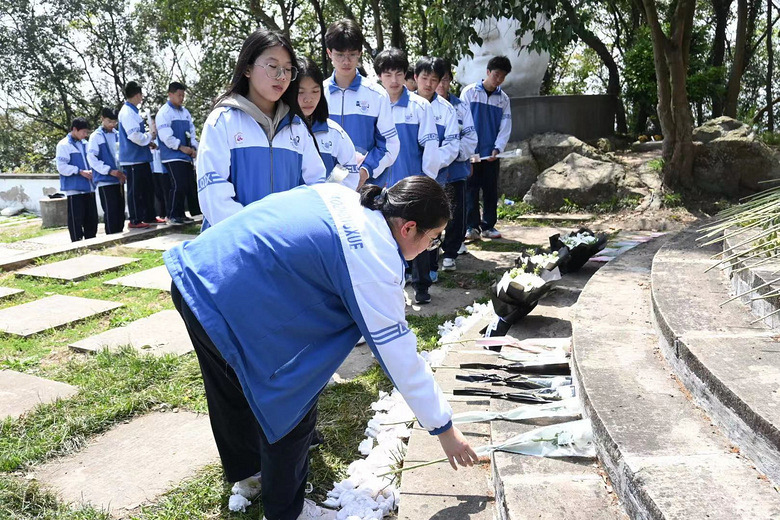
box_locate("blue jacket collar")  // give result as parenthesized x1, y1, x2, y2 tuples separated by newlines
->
(167, 100, 181, 110)
(393, 87, 410, 108)
(447, 93, 462, 106)
(124, 101, 139, 113)
(311, 120, 329, 134)
(68, 134, 84, 146)
(477, 81, 502, 96)
(328, 71, 362, 93)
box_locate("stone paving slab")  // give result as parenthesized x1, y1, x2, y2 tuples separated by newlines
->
(0, 286, 23, 300)
(0, 370, 78, 420)
(404, 284, 482, 317)
(0, 295, 123, 337)
(331, 344, 376, 383)
(69, 310, 192, 357)
(33, 411, 218, 516)
(105, 265, 171, 292)
(17, 254, 138, 282)
(25, 230, 107, 246)
(572, 237, 780, 519)
(0, 245, 26, 259)
(122, 233, 195, 251)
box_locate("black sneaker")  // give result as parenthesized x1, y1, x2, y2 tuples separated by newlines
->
(309, 429, 325, 450)
(414, 290, 431, 304)
(181, 216, 195, 223)
(168, 217, 186, 225)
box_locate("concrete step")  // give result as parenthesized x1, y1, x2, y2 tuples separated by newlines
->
(652, 228, 780, 484)
(572, 236, 780, 519)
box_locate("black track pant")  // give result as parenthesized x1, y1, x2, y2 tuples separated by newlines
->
(67, 192, 98, 242)
(98, 183, 125, 235)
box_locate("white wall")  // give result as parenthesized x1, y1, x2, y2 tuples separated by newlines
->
(0, 174, 113, 217)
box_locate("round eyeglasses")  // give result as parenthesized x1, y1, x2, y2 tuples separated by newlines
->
(255, 62, 298, 81)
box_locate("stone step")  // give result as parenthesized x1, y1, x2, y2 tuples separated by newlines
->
(0, 286, 23, 300)
(69, 310, 192, 357)
(0, 295, 123, 337)
(104, 265, 172, 292)
(121, 233, 194, 251)
(0, 370, 78, 420)
(652, 228, 780, 484)
(17, 254, 138, 282)
(32, 411, 218, 517)
(572, 236, 780, 518)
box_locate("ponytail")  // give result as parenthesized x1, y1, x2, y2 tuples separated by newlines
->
(358, 176, 451, 232)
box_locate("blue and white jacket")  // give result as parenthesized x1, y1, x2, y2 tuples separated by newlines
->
(196, 95, 326, 229)
(86, 127, 120, 187)
(460, 81, 512, 158)
(442, 92, 477, 183)
(312, 118, 361, 190)
(56, 134, 94, 195)
(164, 183, 453, 443)
(118, 101, 154, 165)
(156, 101, 198, 163)
(373, 88, 438, 188)
(424, 92, 460, 184)
(324, 71, 400, 179)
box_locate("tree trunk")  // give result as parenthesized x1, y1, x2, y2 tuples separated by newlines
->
(385, 0, 404, 49)
(308, 0, 329, 74)
(641, 0, 696, 190)
(418, 2, 428, 56)
(370, 0, 384, 52)
(724, 0, 749, 117)
(768, 0, 775, 131)
(710, 0, 732, 117)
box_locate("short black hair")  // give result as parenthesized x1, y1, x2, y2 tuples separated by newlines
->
(298, 56, 330, 125)
(168, 81, 187, 93)
(100, 107, 118, 120)
(487, 55, 512, 74)
(414, 56, 446, 79)
(405, 66, 415, 81)
(373, 48, 408, 76)
(325, 19, 364, 52)
(71, 117, 89, 131)
(440, 59, 454, 80)
(124, 81, 142, 99)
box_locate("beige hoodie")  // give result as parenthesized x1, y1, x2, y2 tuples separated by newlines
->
(216, 94, 290, 141)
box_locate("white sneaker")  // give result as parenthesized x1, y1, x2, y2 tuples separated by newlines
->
(457, 243, 468, 255)
(464, 228, 481, 241)
(442, 258, 456, 271)
(231, 472, 262, 499)
(263, 499, 336, 520)
(481, 228, 502, 239)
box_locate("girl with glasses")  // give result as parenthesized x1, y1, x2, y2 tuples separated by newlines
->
(195, 29, 326, 230)
(297, 56, 366, 190)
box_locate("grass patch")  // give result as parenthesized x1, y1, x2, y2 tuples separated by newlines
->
(466, 239, 530, 253)
(496, 200, 535, 221)
(647, 158, 665, 172)
(0, 220, 65, 244)
(590, 195, 643, 213)
(0, 474, 111, 519)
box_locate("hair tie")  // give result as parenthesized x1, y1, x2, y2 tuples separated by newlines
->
(374, 187, 388, 206)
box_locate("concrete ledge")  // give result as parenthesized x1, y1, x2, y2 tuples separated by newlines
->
(573, 237, 780, 519)
(651, 227, 780, 485)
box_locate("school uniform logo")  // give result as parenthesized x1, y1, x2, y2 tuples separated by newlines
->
(290, 135, 301, 147)
(435, 114, 442, 122)
(234, 132, 244, 144)
(404, 113, 413, 122)
(319, 139, 332, 151)
(356, 100, 370, 113)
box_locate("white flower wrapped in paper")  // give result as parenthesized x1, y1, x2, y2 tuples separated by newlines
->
(497, 268, 546, 295)
(561, 232, 598, 249)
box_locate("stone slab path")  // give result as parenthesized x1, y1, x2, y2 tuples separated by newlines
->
(0, 295, 123, 337)
(17, 254, 138, 282)
(105, 265, 171, 292)
(0, 370, 78, 420)
(123, 233, 194, 251)
(69, 310, 192, 357)
(33, 411, 218, 517)
(404, 284, 481, 317)
(0, 286, 23, 300)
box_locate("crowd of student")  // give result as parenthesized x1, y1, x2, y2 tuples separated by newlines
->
(55, 18, 512, 306)
(53, 18, 516, 520)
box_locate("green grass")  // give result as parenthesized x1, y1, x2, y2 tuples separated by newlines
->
(759, 131, 780, 146)
(496, 200, 535, 221)
(466, 239, 531, 253)
(647, 158, 665, 172)
(590, 195, 643, 213)
(0, 220, 65, 244)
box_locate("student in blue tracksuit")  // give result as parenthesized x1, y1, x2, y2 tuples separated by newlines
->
(87, 107, 126, 235)
(436, 60, 478, 270)
(375, 48, 439, 305)
(196, 29, 326, 230)
(56, 117, 98, 242)
(156, 82, 198, 224)
(413, 57, 460, 283)
(297, 56, 364, 190)
(165, 177, 478, 520)
(119, 81, 163, 229)
(460, 56, 512, 240)
(323, 19, 399, 184)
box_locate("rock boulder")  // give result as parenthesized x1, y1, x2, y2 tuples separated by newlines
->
(498, 141, 540, 198)
(528, 133, 609, 171)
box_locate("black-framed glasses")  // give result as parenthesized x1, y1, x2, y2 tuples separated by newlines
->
(256, 62, 298, 81)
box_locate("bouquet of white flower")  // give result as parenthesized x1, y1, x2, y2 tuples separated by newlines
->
(486, 267, 556, 337)
(550, 228, 608, 274)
